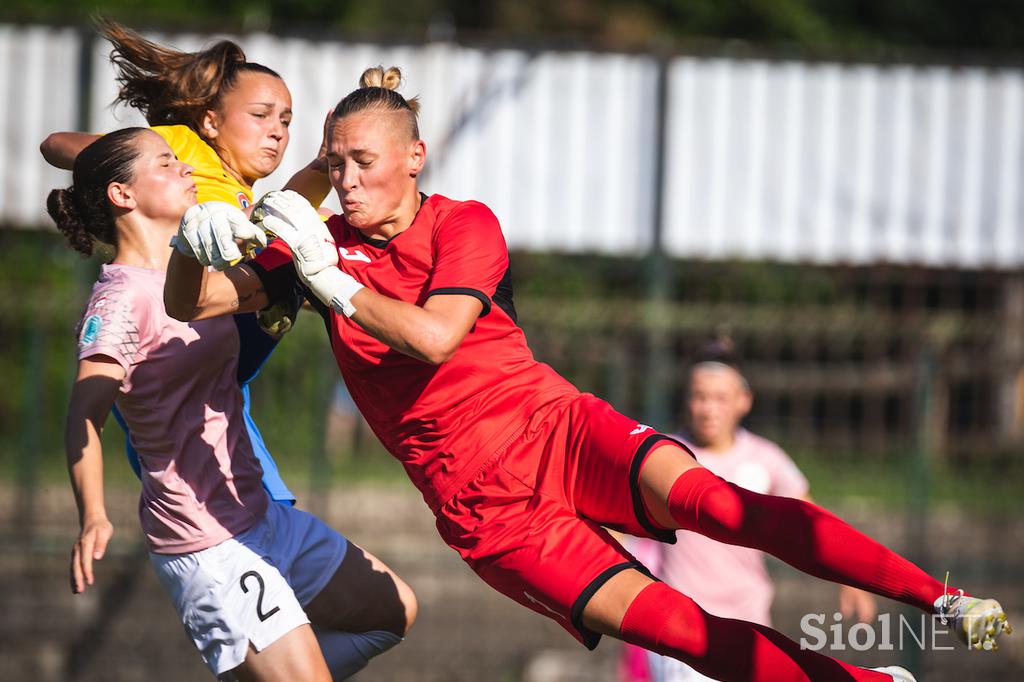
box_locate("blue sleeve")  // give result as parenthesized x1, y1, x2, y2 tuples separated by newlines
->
(113, 405, 142, 480)
(117, 316, 298, 506)
(240, 384, 296, 505)
(233, 312, 282, 385)
(232, 313, 297, 505)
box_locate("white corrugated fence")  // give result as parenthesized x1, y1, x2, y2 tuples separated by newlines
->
(2, 25, 1021, 268)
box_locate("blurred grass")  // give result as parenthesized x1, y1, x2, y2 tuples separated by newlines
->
(790, 449, 1024, 513)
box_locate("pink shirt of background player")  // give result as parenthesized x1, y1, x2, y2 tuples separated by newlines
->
(76, 264, 268, 554)
(633, 429, 808, 626)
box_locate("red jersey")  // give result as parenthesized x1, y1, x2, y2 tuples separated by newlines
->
(252, 194, 578, 510)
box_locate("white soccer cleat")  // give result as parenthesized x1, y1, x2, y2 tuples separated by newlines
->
(934, 590, 1013, 651)
(868, 665, 916, 681)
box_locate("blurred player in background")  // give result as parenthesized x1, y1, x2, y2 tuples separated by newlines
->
(168, 66, 1011, 682)
(53, 129, 414, 680)
(620, 339, 877, 682)
(40, 18, 334, 504)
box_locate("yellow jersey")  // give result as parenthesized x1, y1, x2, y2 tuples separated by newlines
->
(149, 125, 297, 336)
(151, 125, 253, 208)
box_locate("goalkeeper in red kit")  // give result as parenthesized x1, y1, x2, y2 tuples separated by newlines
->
(164, 65, 1011, 682)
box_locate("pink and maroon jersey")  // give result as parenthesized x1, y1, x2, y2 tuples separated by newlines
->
(252, 194, 578, 510)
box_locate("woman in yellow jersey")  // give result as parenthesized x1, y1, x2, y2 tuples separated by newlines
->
(42, 21, 414, 680)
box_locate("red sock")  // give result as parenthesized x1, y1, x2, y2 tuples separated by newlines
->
(620, 582, 891, 681)
(667, 467, 946, 612)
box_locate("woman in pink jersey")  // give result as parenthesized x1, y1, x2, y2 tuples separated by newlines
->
(54, 128, 415, 681)
(167, 67, 1011, 682)
(621, 345, 877, 682)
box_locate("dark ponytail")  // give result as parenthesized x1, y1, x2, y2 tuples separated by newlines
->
(47, 127, 148, 257)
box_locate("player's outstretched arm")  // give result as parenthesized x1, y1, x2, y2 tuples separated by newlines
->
(164, 202, 271, 321)
(164, 249, 269, 321)
(282, 160, 331, 208)
(65, 357, 123, 594)
(350, 289, 482, 365)
(282, 108, 333, 208)
(40, 132, 100, 169)
(255, 190, 481, 364)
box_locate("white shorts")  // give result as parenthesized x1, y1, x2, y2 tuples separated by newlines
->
(150, 501, 348, 677)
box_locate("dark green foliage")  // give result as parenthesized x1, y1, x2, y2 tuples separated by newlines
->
(2, 0, 1023, 54)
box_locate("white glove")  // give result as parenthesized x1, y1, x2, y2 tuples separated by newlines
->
(173, 201, 267, 270)
(252, 190, 365, 317)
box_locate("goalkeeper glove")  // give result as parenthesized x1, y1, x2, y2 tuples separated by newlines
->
(252, 191, 365, 317)
(173, 201, 267, 270)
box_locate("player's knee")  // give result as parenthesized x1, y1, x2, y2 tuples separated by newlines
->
(620, 582, 709, 658)
(312, 662, 333, 682)
(396, 575, 418, 635)
(669, 468, 746, 536)
(314, 628, 403, 678)
(699, 480, 746, 534)
(232, 645, 331, 682)
(354, 570, 418, 636)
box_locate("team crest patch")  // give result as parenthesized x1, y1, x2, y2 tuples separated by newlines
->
(237, 192, 250, 208)
(80, 314, 102, 346)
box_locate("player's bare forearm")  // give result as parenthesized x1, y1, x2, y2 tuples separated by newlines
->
(65, 357, 122, 594)
(839, 584, 878, 623)
(40, 132, 100, 169)
(165, 251, 269, 320)
(65, 407, 111, 595)
(66, 414, 107, 526)
(283, 159, 332, 208)
(65, 361, 122, 523)
(164, 250, 208, 320)
(351, 293, 450, 364)
(281, 107, 334, 207)
(350, 290, 482, 365)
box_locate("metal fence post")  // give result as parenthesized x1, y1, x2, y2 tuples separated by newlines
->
(901, 345, 937, 671)
(643, 53, 673, 432)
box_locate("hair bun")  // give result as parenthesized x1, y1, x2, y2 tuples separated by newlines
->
(693, 330, 741, 368)
(47, 187, 94, 256)
(359, 65, 403, 91)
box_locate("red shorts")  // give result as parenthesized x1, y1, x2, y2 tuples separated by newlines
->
(434, 392, 692, 648)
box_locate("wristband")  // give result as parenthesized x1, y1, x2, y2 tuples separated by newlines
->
(305, 266, 365, 318)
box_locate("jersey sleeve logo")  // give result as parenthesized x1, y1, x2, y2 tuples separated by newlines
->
(79, 314, 102, 346)
(79, 285, 143, 362)
(237, 192, 251, 208)
(338, 246, 371, 263)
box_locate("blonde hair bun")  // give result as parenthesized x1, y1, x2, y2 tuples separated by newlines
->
(335, 64, 421, 128)
(360, 66, 403, 91)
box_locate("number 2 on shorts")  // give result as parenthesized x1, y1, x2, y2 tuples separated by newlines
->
(239, 570, 281, 622)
